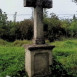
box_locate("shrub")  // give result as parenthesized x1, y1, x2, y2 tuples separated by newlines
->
(52, 39, 77, 77)
(13, 40, 33, 46)
(0, 46, 25, 77)
(0, 39, 8, 45)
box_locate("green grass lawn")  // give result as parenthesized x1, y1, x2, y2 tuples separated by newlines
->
(0, 39, 77, 77)
(0, 39, 33, 77)
(51, 38, 77, 77)
(0, 46, 25, 77)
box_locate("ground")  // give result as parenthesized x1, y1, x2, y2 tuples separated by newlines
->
(0, 38, 77, 77)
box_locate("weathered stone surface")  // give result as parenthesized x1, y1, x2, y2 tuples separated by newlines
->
(24, 0, 54, 77)
(34, 53, 49, 75)
(25, 45, 55, 77)
(24, 0, 52, 44)
(34, 6, 44, 44)
(24, 0, 52, 8)
(28, 44, 55, 50)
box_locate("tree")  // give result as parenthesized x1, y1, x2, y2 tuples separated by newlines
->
(72, 0, 77, 2)
(18, 19, 33, 40)
(44, 13, 65, 41)
(0, 9, 8, 39)
(69, 19, 77, 37)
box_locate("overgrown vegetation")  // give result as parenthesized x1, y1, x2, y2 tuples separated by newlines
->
(13, 40, 33, 46)
(0, 9, 77, 42)
(0, 39, 8, 46)
(0, 9, 77, 77)
(0, 46, 25, 77)
(0, 40, 32, 77)
(0, 9, 33, 41)
(0, 39, 77, 77)
(51, 38, 77, 77)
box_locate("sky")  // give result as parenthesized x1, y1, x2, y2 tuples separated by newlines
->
(0, 0, 77, 21)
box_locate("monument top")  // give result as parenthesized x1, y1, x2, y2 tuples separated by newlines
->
(24, 0, 52, 8)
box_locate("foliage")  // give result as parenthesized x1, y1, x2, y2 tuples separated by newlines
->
(18, 19, 33, 40)
(50, 58, 73, 77)
(0, 9, 77, 43)
(13, 40, 33, 46)
(0, 39, 8, 45)
(0, 16, 33, 41)
(51, 38, 77, 77)
(69, 18, 77, 37)
(0, 46, 25, 77)
(0, 39, 77, 77)
(44, 13, 77, 42)
(72, 0, 77, 3)
(44, 13, 66, 42)
(0, 9, 8, 39)
(0, 9, 33, 41)
(7, 19, 33, 41)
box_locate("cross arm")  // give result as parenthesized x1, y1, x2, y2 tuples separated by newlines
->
(24, 0, 52, 8)
(24, 0, 35, 7)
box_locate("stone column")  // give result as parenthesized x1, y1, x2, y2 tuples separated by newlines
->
(34, 6, 45, 44)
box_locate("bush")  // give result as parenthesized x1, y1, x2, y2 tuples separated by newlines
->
(13, 40, 33, 46)
(0, 46, 25, 77)
(52, 39, 77, 77)
(0, 39, 77, 77)
(0, 39, 8, 45)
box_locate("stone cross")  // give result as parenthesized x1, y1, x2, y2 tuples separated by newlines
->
(24, 1, 54, 77)
(24, 0, 52, 44)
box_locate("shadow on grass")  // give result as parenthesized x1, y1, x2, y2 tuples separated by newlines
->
(12, 58, 74, 77)
(11, 69, 27, 77)
(50, 58, 74, 77)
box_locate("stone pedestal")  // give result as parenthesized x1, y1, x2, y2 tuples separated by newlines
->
(25, 44, 55, 77)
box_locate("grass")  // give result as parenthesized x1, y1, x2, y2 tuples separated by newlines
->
(0, 46, 25, 77)
(0, 39, 77, 77)
(13, 40, 33, 46)
(0, 39, 8, 46)
(51, 38, 77, 77)
(0, 39, 33, 77)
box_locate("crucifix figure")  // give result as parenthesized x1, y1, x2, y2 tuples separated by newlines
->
(24, 0, 52, 44)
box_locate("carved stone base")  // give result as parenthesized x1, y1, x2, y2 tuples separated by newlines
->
(25, 44, 55, 77)
(33, 38, 45, 44)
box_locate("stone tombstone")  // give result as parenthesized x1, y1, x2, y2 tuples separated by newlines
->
(24, 0, 54, 77)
